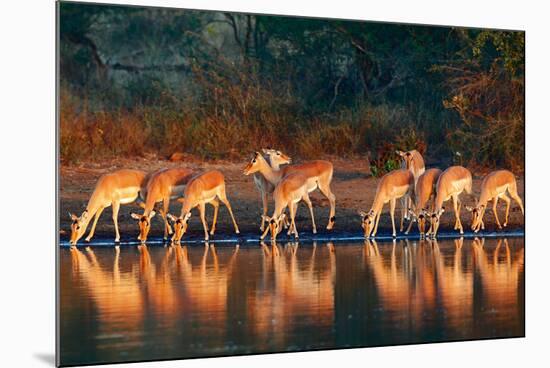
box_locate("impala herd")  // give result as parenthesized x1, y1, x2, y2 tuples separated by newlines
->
(68, 149, 524, 246)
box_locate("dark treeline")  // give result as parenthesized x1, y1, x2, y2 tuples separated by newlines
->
(59, 2, 524, 173)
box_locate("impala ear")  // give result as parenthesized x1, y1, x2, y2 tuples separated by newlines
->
(358, 210, 368, 218)
(396, 150, 405, 157)
(421, 208, 430, 216)
(465, 206, 473, 212)
(131, 213, 141, 220)
(69, 212, 78, 221)
(149, 211, 156, 219)
(261, 148, 269, 154)
(261, 215, 271, 222)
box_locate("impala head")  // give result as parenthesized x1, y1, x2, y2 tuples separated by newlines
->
(261, 214, 286, 241)
(243, 152, 264, 175)
(131, 211, 156, 243)
(466, 204, 485, 232)
(428, 207, 445, 236)
(262, 148, 291, 166)
(408, 208, 431, 236)
(396, 150, 414, 170)
(358, 210, 376, 238)
(167, 212, 191, 243)
(69, 210, 89, 246)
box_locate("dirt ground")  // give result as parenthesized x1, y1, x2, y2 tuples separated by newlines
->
(59, 154, 525, 243)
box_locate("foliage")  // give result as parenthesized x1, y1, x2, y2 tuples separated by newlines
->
(58, 2, 524, 172)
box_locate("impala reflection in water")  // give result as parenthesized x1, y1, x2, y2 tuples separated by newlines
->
(59, 238, 524, 366)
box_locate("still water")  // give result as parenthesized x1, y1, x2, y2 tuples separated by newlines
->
(59, 238, 524, 366)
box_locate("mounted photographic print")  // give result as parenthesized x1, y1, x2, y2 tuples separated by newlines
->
(56, 1, 525, 366)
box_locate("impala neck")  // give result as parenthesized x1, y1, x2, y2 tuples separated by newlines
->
(267, 156, 282, 170)
(257, 155, 283, 184)
(476, 191, 490, 209)
(370, 193, 385, 215)
(142, 196, 157, 217)
(178, 197, 194, 218)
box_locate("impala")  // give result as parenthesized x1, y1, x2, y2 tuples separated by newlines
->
(466, 170, 524, 232)
(252, 149, 291, 231)
(405, 168, 442, 236)
(396, 149, 426, 228)
(358, 169, 414, 238)
(429, 166, 473, 237)
(244, 151, 336, 230)
(130, 167, 194, 243)
(260, 172, 316, 241)
(69, 169, 148, 246)
(167, 170, 240, 242)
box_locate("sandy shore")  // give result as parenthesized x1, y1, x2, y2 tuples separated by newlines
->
(59, 155, 525, 243)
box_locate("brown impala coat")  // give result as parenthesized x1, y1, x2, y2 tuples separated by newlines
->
(131, 167, 194, 243)
(169, 170, 240, 242)
(467, 170, 524, 232)
(260, 172, 317, 241)
(69, 169, 148, 245)
(406, 168, 442, 236)
(430, 166, 472, 237)
(244, 152, 336, 230)
(359, 169, 414, 238)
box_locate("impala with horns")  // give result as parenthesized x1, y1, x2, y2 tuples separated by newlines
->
(251, 148, 291, 231)
(167, 170, 240, 242)
(244, 151, 336, 230)
(130, 167, 194, 243)
(260, 172, 316, 241)
(69, 169, 148, 246)
(405, 168, 442, 237)
(396, 149, 425, 227)
(359, 169, 414, 238)
(466, 170, 524, 232)
(429, 166, 473, 237)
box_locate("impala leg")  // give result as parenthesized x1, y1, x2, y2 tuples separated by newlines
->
(405, 214, 414, 235)
(499, 193, 512, 227)
(400, 197, 407, 232)
(319, 182, 336, 230)
(260, 223, 271, 240)
(289, 202, 299, 238)
(372, 208, 382, 237)
(390, 199, 397, 237)
(452, 194, 463, 234)
(282, 210, 291, 229)
(302, 194, 317, 234)
(86, 207, 105, 242)
(85, 207, 104, 242)
(287, 204, 296, 236)
(160, 198, 173, 240)
(260, 191, 268, 231)
(209, 198, 220, 235)
(492, 197, 502, 229)
(219, 187, 240, 234)
(111, 200, 121, 243)
(199, 202, 209, 241)
(453, 200, 460, 230)
(509, 185, 524, 216)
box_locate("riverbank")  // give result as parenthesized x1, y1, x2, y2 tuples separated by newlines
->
(59, 155, 525, 245)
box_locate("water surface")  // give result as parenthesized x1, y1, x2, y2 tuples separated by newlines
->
(59, 238, 524, 366)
